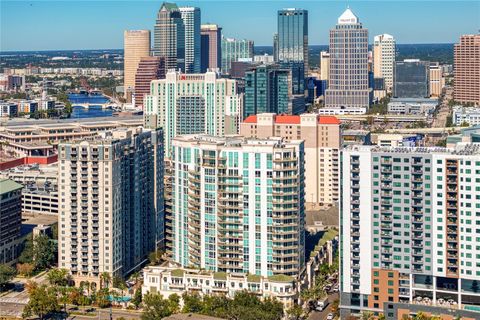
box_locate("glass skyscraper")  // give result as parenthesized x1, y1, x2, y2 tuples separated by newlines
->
(179, 7, 201, 73)
(153, 2, 185, 71)
(221, 36, 254, 74)
(393, 59, 430, 98)
(244, 65, 291, 118)
(277, 8, 308, 94)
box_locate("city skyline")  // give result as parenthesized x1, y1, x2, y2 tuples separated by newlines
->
(1, 1, 479, 51)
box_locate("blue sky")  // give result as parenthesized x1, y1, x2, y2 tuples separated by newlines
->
(1, 1, 479, 51)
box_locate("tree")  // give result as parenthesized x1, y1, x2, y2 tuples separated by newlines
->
(16, 262, 35, 277)
(141, 293, 176, 320)
(95, 288, 111, 308)
(100, 272, 111, 289)
(19, 234, 55, 272)
(22, 282, 60, 320)
(47, 268, 71, 286)
(361, 311, 375, 320)
(286, 304, 304, 320)
(131, 288, 143, 309)
(0, 264, 16, 290)
(182, 292, 203, 313)
(378, 314, 386, 320)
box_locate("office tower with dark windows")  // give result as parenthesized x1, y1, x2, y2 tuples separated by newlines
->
(244, 64, 298, 118)
(277, 8, 308, 94)
(393, 59, 430, 98)
(201, 24, 222, 72)
(58, 128, 164, 286)
(179, 7, 201, 73)
(134, 56, 166, 110)
(0, 179, 22, 264)
(324, 8, 370, 109)
(153, 2, 185, 71)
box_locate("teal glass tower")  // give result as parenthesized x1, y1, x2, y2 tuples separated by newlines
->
(277, 8, 308, 94)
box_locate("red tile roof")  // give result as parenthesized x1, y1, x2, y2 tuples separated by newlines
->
(243, 115, 257, 123)
(318, 116, 340, 125)
(275, 115, 301, 124)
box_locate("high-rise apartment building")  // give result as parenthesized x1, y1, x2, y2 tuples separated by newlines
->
(277, 8, 308, 74)
(429, 63, 445, 98)
(153, 2, 185, 71)
(134, 56, 166, 110)
(201, 24, 222, 72)
(123, 30, 151, 91)
(58, 128, 164, 285)
(325, 8, 370, 109)
(393, 59, 430, 98)
(0, 179, 22, 264)
(454, 34, 480, 105)
(179, 7, 201, 73)
(167, 134, 305, 277)
(340, 144, 480, 320)
(240, 113, 340, 205)
(244, 64, 305, 118)
(143, 70, 242, 157)
(373, 34, 396, 92)
(320, 51, 330, 81)
(221, 36, 254, 74)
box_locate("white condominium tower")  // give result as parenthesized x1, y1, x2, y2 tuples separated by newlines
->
(167, 135, 305, 277)
(340, 144, 480, 320)
(373, 34, 396, 92)
(325, 8, 370, 109)
(143, 70, 243, 157)
(179, 7, 201, 73)
(57, 128, 164, 286)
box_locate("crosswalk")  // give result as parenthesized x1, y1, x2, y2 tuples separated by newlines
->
(0, 297, 29, 304)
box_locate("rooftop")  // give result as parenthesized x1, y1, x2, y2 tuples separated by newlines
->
(0, 178, 23, 195)
(345, 143, 480, 156)
(338, 7, 359, 24)
(243, 114, 340, 125)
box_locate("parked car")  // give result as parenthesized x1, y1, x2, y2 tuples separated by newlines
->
(326, 313, 334, 320)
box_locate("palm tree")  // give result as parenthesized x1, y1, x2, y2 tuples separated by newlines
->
(360, 311, 375, 320)
(100, 272, 111, 289)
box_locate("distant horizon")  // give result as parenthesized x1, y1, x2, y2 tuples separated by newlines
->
(1, 1, 478, 51)
(0, 42, 457, 54)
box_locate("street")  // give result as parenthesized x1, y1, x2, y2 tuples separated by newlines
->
(307, 292, 339, 320)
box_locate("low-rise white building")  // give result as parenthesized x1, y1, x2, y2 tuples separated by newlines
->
(387, 98, 437, 115)
(317, 107, 367, 115)
(142, 263, 298, 308)
(452, 106, 480, 126)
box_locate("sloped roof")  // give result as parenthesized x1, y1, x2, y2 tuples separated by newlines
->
(0, 179, 23, 195)
(338, 7, 359, 24)
(160, 2, 179, 11)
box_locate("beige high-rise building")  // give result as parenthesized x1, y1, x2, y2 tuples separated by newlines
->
(58, 128, 164, 286)
(124, 30, 151, 91)
(373, 34, 395, 92)
(454, 34, 480, 105)
(320, 51, 330, 81)
(325, 8, 370, 109)
(240, 113, 341, 206)
(429, 62, 445, 97)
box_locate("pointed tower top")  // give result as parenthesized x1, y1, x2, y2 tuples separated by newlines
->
(338, 7, 359, 24)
